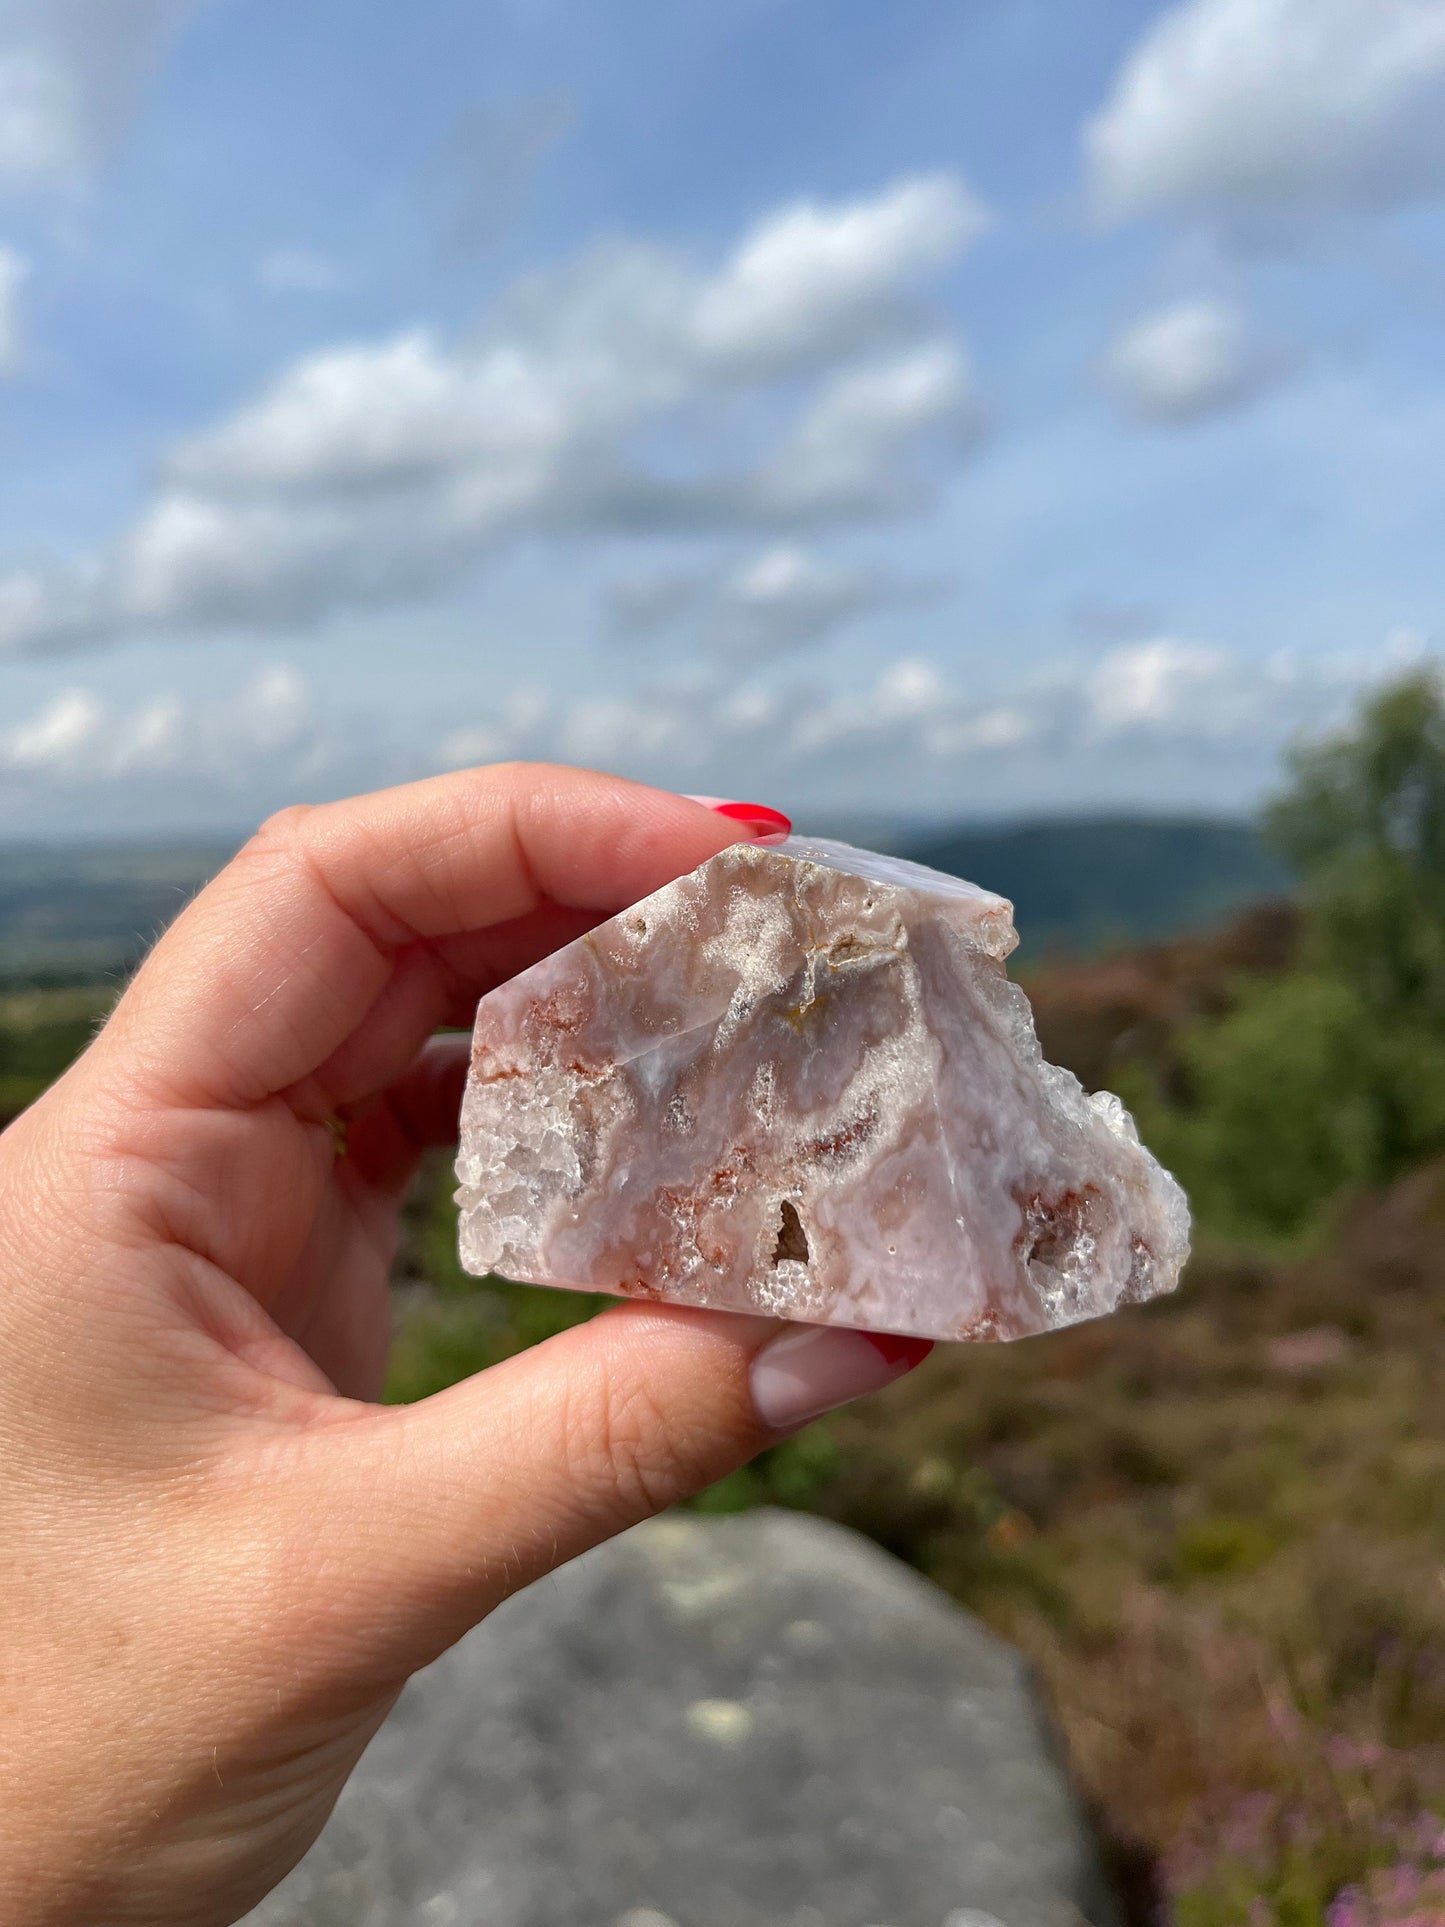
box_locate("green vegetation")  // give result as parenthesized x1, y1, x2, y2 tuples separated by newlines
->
(7, 674, 1445, 1923)
(381, 1146, 1445, 1926)
(377, 673, 1445, 1923)
(1123, 673, 1445, 1245)
(0, 985, 114, 1124)
(1132, 972, 1385, 1241)
(821, 1177, 1445, 1924)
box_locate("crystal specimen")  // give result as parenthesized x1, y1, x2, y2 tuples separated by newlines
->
(456, 837, 1190, 1341)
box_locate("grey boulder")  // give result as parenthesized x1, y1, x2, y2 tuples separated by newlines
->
(244, 1510, 1116, 1927)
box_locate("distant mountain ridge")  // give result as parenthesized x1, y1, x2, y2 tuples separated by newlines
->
(0, 843, 232, 981)
(0, 817, 1290, 981)
(892, 816, 1290, 957)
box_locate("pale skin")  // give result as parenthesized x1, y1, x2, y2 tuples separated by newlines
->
(0, 765, 928, 1927)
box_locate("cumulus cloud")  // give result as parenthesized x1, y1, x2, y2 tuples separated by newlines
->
(1085, 638, 1239, 732)
(708, 547, 911, 658)
(757, 341, 981, 516)
(0, 0, 197, 196)
(689, 173, 989, 375)
(1086, 0, 1445, 230)
(0, 664, 327, 789)
(0, 563, 103, 653)
(0, 241, 28, 373)
(1099, 298, 1290, 423)
(2, 686, 104, 770)
(611, 544, 937, 659)
(0, 173, 989, 658)
(8, 637, 1420, 827)
(435, 636, 1408, 803)
(437, 658, 990, 779)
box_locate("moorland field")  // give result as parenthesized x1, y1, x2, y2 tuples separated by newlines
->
(6, 679, 1445, 1925)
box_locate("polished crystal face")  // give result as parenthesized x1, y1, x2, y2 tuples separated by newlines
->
(456, 837, 1190, 1341)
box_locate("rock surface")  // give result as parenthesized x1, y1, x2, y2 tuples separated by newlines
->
(457, 836, 1189, 1340)
(244, 1511, 1119, 1927)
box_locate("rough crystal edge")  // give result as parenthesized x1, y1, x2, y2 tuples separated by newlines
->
(455, 835, 1191, 1341)
(780, 836, 1020, 961)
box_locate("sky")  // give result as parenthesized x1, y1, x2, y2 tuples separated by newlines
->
(1, 0, 1443, 838)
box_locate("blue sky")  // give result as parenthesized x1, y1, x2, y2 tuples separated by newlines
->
(1, 0, 1443, 836)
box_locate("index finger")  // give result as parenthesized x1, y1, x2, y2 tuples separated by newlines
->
(95, 764, 752, 1112)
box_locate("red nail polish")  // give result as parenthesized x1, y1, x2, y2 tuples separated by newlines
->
(861, 1333, 934, 1370)
(692, 799, 793, 838)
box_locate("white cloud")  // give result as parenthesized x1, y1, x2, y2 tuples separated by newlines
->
(1099, 298, 1289, 424)
(257, 249, 342, 295)
(439, 657, 973, 777)
(166, 323, 590, 497)
(430, 638, 1406, 803)
(708, 546, 898, 658)
(0, 174, 989, 657)
(1085, 639, 1237, 733)
(0, 664, 322, 786)
(0, 0, 198, 196)
(8, 639, 1423, 829)
(107, 695, 181, 773)
(0, 45, 74, 187)
(610, 543, 941, 660)
(759, 341, 981, 516)
(690, 173, 990, 375)
(240, 663, 310, 748)
(2, 687, 104, 769)
(793, 654, 956, 755)
(927, 705, 1035, 757)
(1087, 0, 1445, 229)
(438, 687, 551, 771)
(0, 561, 107, 654)
(0, 241, 28, 373)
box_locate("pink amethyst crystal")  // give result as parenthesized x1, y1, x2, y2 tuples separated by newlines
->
(455, 837, 1190, 1341)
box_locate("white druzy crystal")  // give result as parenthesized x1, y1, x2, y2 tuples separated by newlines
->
(456, 837, 1190, 1341)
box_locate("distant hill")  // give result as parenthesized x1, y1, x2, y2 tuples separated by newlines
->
(896, 816, 1290, 957)
(0, 817, 1290, 981)
(0, 844, 231, 981)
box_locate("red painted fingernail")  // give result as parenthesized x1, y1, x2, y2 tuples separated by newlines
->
(862, 1332, 936, 1371)
(686, 796, 793, 844)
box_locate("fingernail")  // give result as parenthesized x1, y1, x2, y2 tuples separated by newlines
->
(750, 1326, 933, 1432)
(686, 795, 793, 845)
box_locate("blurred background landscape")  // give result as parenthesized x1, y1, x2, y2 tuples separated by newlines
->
(5, 0, 1445, 1921)
(8, 673, 1445, 1927)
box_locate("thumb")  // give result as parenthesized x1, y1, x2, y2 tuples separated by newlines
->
(293, 1302, 927, 1679)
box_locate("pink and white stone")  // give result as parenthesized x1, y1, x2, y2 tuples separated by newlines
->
(455, 837, 1190, 1342)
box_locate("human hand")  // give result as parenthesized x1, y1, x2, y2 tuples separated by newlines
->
(0, 766, 930, 1927)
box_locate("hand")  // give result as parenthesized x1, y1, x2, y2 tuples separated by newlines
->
(0, 765, 929, 1927)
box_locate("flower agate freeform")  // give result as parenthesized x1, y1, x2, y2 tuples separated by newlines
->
(456, 837, 1190, 1342)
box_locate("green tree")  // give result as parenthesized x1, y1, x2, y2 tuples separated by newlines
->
(1141, 974, 1384, 1241)
(1267, 670, 1445, 1029)
(1136, 670, 1445, 1239)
